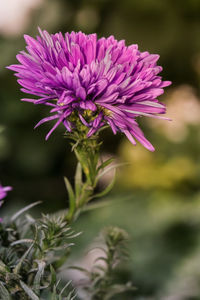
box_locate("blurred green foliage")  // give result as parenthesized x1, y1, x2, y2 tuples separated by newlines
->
(0, 0, 200, 298)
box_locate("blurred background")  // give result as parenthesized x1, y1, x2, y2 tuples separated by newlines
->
(0, 0, 200, 298)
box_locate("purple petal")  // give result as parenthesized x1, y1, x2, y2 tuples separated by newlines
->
(76, 87, 86, 100)
(79, 114, 89, 127)
(34, 115, 59, 129)
(45, 116, 64, 140)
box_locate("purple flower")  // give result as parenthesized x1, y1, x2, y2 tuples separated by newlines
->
(8, 29, 171, 151)
(0, 184, 12, 201)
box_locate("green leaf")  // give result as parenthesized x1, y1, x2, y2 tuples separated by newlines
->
(11, 201, 42, 222)
(97, 163, 126, 182)
(75, 162, 82, 197)
(83, 199, 112, 212)
(50, 265, 57, 287)
(0, 282, 11, 300)
(93, 170, 116, 199)
(64, 177, 76, 220)
(97, 158, 114, 172)
(13, 243, 34, 274)
(20, 281, 40, 300)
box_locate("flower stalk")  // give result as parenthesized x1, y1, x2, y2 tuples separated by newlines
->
(65, 132, 102, 222)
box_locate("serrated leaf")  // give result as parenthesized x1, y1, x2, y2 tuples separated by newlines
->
(13, 243, 34, 274)
(93, 170, 116, 199)
(0, 282, 11, 300)
(75, 162, 82, 197)
(64, 177, 76, 220)
(20, 281, 40, 300)
(11, 201, 41, 222)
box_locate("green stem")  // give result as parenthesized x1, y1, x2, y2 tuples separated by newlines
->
(66, 135, 100, 223)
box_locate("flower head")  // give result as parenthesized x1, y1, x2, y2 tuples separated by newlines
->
(8, 29, 171, 151)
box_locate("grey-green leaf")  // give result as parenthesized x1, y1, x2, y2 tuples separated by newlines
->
(20, 281, 40, 300)
(11, 239, 34, 246)
(13, 243, 34, 274)
(0, 282, 11, 300)
(11, 201, 42, 222)
(33, 260, 46, 294)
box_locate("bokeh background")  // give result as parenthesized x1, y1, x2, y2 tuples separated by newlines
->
(1, 0, 200, 299)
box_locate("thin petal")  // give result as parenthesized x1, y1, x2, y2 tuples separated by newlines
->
(34, 115, 59, 129)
